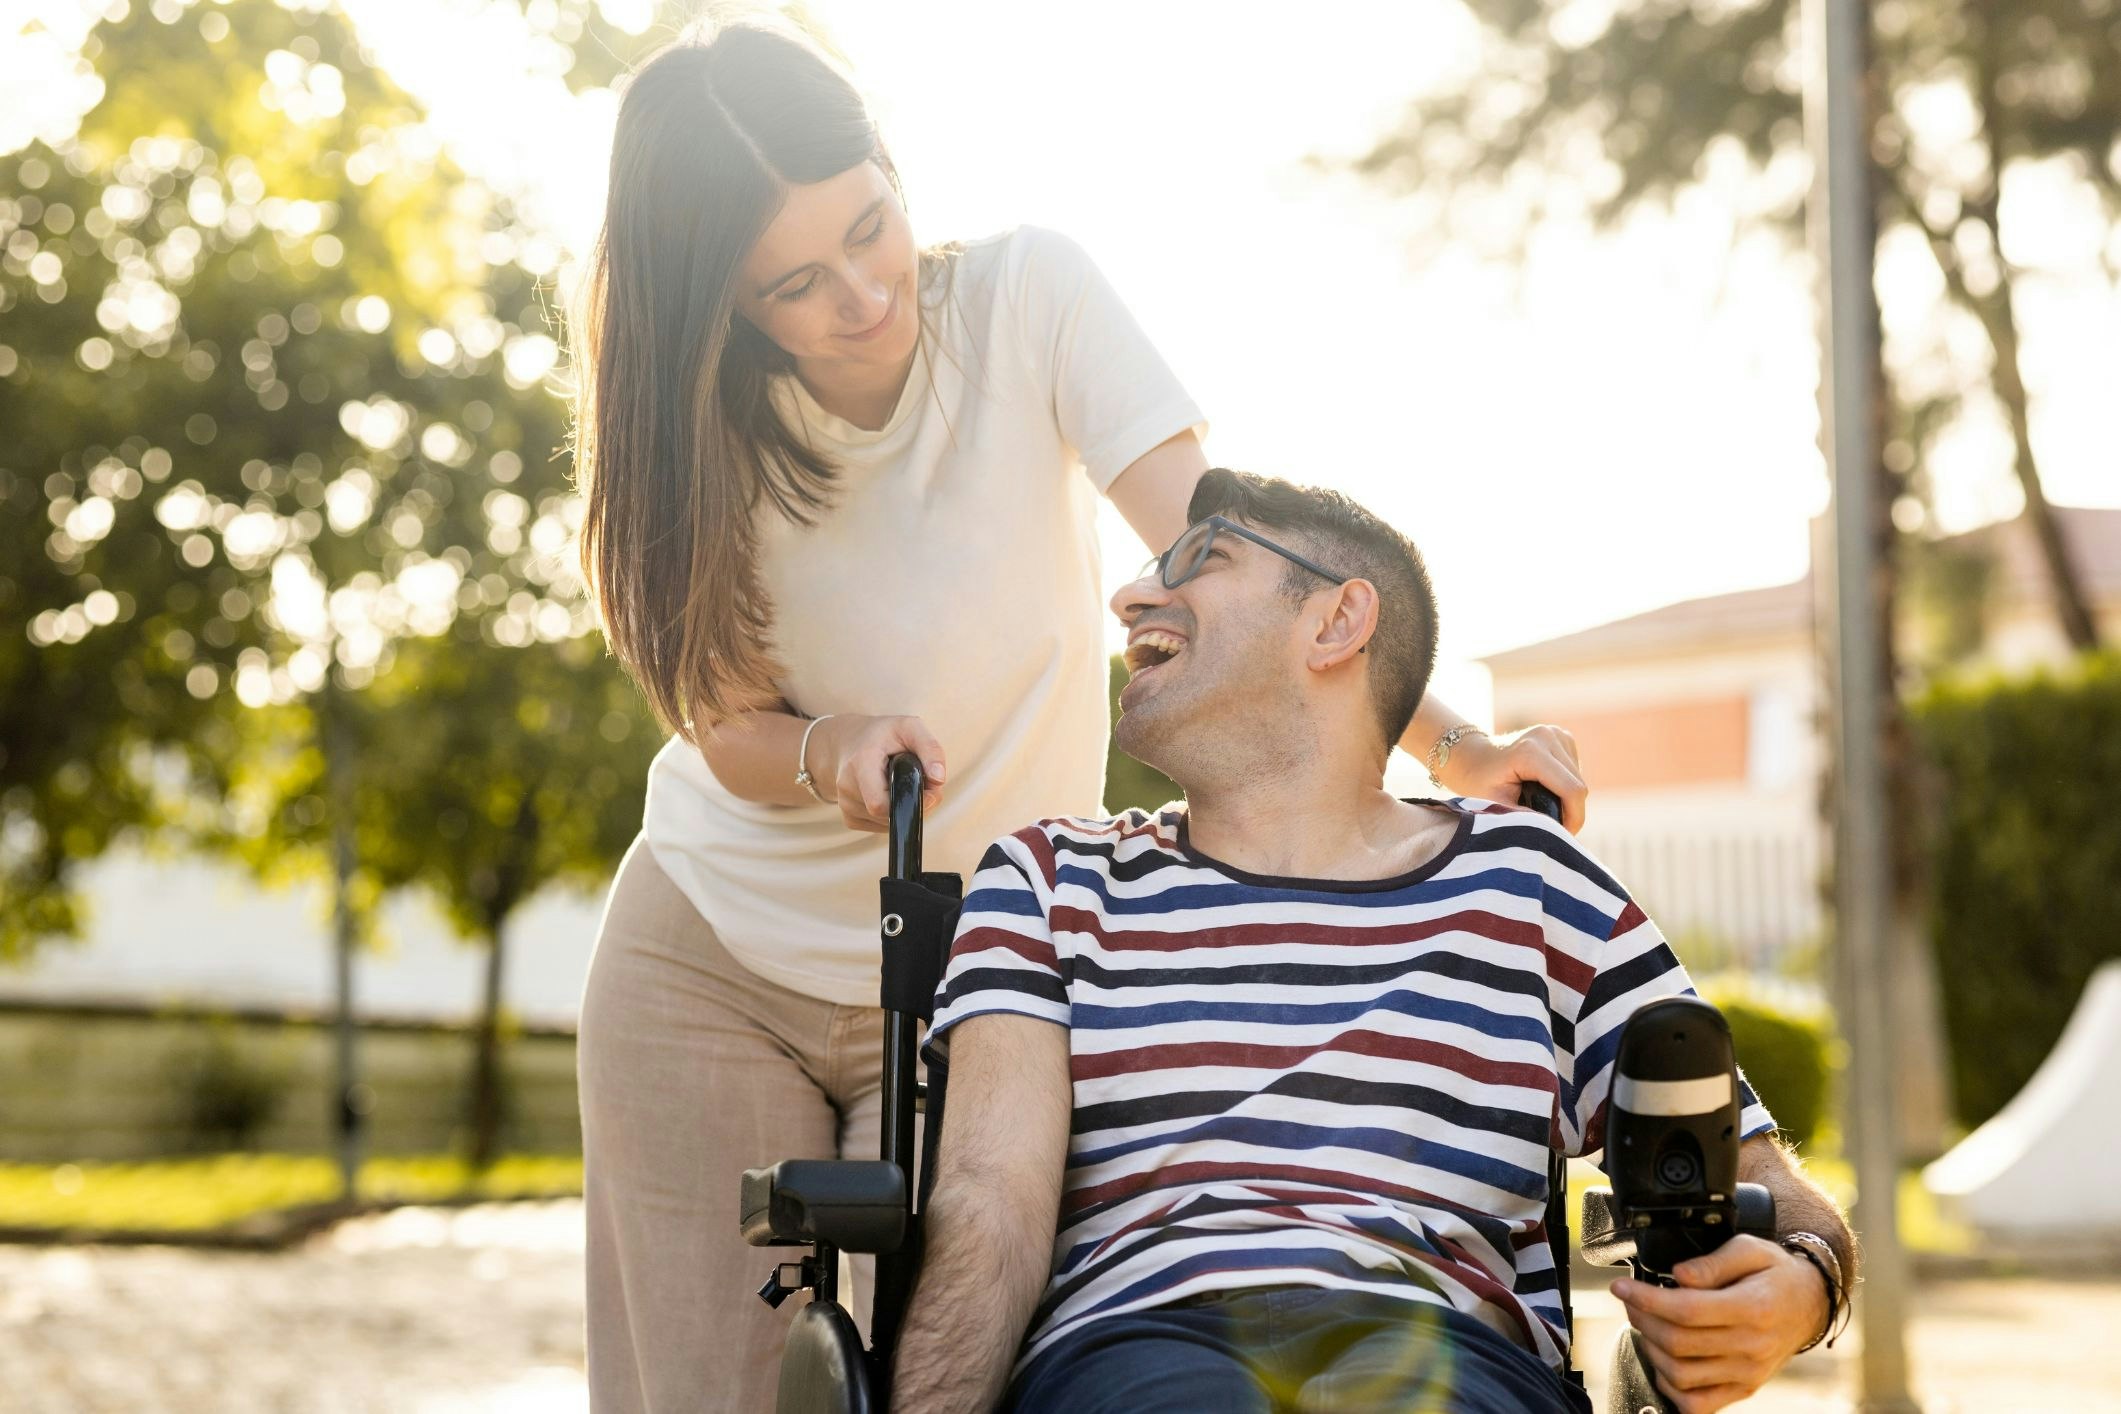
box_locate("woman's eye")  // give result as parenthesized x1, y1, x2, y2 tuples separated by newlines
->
(855, 214, 886, 247)
(776, 273, 820, 303)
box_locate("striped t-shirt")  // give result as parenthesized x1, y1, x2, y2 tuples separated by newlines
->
(926, 797, 1774, 1372)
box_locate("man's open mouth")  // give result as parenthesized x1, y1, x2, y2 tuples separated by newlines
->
(1124, 629, 1186, 679)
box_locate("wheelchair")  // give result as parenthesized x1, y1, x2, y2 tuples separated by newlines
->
(740, 757, 1774, 1413)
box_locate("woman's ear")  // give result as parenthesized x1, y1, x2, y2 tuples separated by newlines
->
(1310, 578, 1380, 670)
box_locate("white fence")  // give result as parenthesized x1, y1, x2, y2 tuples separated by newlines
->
(1584, 826, 1826, 976)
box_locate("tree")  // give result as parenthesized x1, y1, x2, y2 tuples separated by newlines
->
(223, 630, 659, 1167)
(2, 0, 582, 941)
(1, 0, 621, 1185)
(1341, 0, 2121, 1151)
(1351, 0, 2111, 650)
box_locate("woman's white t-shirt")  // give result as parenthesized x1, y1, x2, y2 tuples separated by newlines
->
(641, 227, 1203, 1006)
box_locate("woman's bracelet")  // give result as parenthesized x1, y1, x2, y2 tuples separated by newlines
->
(1425, 724, 1488, 789)
(795, 714, 836, 804)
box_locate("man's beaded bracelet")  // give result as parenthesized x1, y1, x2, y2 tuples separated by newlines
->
(1779, 1232, 1848, 1352)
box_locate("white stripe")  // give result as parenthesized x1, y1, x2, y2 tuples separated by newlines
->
(1614, 1073, 1733, 1116)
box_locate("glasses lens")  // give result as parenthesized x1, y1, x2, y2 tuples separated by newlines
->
(1164, 521, 1215, 587)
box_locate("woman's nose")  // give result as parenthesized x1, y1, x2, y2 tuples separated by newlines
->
(842, 274, 890, 326)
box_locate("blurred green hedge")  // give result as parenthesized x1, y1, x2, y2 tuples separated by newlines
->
(1912, 650, 2121, 1129)
(1707, 990, 1834, 1151)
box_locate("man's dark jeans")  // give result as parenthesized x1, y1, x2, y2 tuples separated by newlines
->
(1006, 1287, 1593, 1414)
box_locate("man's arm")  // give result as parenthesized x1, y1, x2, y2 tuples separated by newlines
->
(890, 1013, 1073, 1414)
(1741, 1131, 1859, 1285)
(1610, 1134, 1856, 1414)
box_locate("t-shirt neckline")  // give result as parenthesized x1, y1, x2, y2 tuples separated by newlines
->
(778, 337, 934, 448)
(1168, 797, 1474, 894)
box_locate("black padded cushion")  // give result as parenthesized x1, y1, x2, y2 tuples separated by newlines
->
(777, 1299, 873, 1414)
(741, 1159, 906, 1253)
(879, 874, 962, 1020)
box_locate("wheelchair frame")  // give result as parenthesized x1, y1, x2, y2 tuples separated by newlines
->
(740, 757, 1755, 1413)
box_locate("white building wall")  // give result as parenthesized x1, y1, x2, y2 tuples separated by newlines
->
(1489, 634, 1824, 968)
(0, 847, 606, 1029)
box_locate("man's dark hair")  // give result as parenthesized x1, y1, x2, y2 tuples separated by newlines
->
(1187, 468, 1440, 753)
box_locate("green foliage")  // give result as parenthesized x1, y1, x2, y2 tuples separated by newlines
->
(1354, 0, 2119, 639)
(1703, 988, 1835, 1151)
(1911, 650, 2121, 1127)
(174, 1018, 289, 1151)
(1103, 653, 1180, 815)
(0, 0, 585, 951)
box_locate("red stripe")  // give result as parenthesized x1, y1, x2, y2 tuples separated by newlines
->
(1414, 1239, 1539, 1348)
(951, 924, 1058, 972)
(1012, 826, 1059, 891)
(1051, 907, 1537, 954)
(1070, 1028, 1556, 1094)
(1609, 898, 1648, 941)
(1066, 1159, 1478, 1219)
(1047, 905, 1596, 997)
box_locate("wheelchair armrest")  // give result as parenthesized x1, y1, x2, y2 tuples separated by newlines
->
(1578, 1186, 1637, 1269)
(741, 1159, 907, 1254)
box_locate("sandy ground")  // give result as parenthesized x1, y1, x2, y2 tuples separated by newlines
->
(2, 1201, 2117, 1412)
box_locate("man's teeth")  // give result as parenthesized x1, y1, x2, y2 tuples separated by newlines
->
(1126, 632, 1185, 675)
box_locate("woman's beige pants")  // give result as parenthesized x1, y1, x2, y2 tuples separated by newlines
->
(579, 839, 889, 1413)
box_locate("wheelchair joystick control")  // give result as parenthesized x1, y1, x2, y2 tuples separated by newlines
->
(1582, 996, 1776, 1283)
(1578, 995, 1777, 1414)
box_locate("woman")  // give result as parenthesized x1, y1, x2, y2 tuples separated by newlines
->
(571, 22, 1587, 1413)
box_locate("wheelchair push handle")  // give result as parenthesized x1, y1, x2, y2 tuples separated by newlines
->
(1518, 778, 1565, 824)
(887, 752, 925, 882)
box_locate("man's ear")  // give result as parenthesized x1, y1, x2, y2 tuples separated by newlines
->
(1309, 578, 1380, 670)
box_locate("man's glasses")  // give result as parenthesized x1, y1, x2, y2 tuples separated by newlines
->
(1138, 515, 1350, 591)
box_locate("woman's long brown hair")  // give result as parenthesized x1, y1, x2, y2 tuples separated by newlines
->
(572, 24, 917, 740)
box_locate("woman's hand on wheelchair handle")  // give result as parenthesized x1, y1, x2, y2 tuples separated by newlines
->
(817, 714, 947, 832)
(1440, 725, 1588, 833)
(1610, 1234, 1832, 1414)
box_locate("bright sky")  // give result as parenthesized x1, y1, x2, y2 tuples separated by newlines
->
(10, 0, 2119, 724)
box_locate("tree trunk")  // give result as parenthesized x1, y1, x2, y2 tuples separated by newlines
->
(466, 919, 507, 1172)
(1967, 11, 2101, 651)
(464, 793, 540, 1172)
(321, 689, 364, 1202)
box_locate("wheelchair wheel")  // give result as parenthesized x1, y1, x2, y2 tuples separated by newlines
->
(777, 1298, 874, 1414)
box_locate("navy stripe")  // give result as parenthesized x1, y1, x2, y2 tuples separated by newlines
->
(1069, 986, 1549, 1045)
(922, 800, 1752, 1375)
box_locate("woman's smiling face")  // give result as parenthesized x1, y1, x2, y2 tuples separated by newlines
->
(735, 161, 920, 371)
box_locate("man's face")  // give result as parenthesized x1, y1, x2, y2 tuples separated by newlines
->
(1109, 520, 1316, 779)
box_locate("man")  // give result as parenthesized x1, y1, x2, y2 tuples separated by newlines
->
(891, 470, 1856, 1413)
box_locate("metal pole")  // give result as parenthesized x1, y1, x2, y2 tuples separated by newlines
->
(1800, 0, 1919, 1408)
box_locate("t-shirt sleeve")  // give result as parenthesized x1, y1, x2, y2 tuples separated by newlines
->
(928, 835, 1070, 1045)
(1007, 226, 1206, 492)
(1563, 896, 1777, 1162)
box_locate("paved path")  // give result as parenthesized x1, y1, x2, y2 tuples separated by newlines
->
(3, 1201, 2117, 1411)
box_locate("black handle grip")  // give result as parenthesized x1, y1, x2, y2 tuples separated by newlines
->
(1518, 779, 1565, 825)
(887, 753, 925, 881)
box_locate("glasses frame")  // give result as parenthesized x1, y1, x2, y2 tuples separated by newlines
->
(1142, 515, 1351, 591)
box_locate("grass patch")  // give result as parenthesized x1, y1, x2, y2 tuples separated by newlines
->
(0, 1153, 582, 1234)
